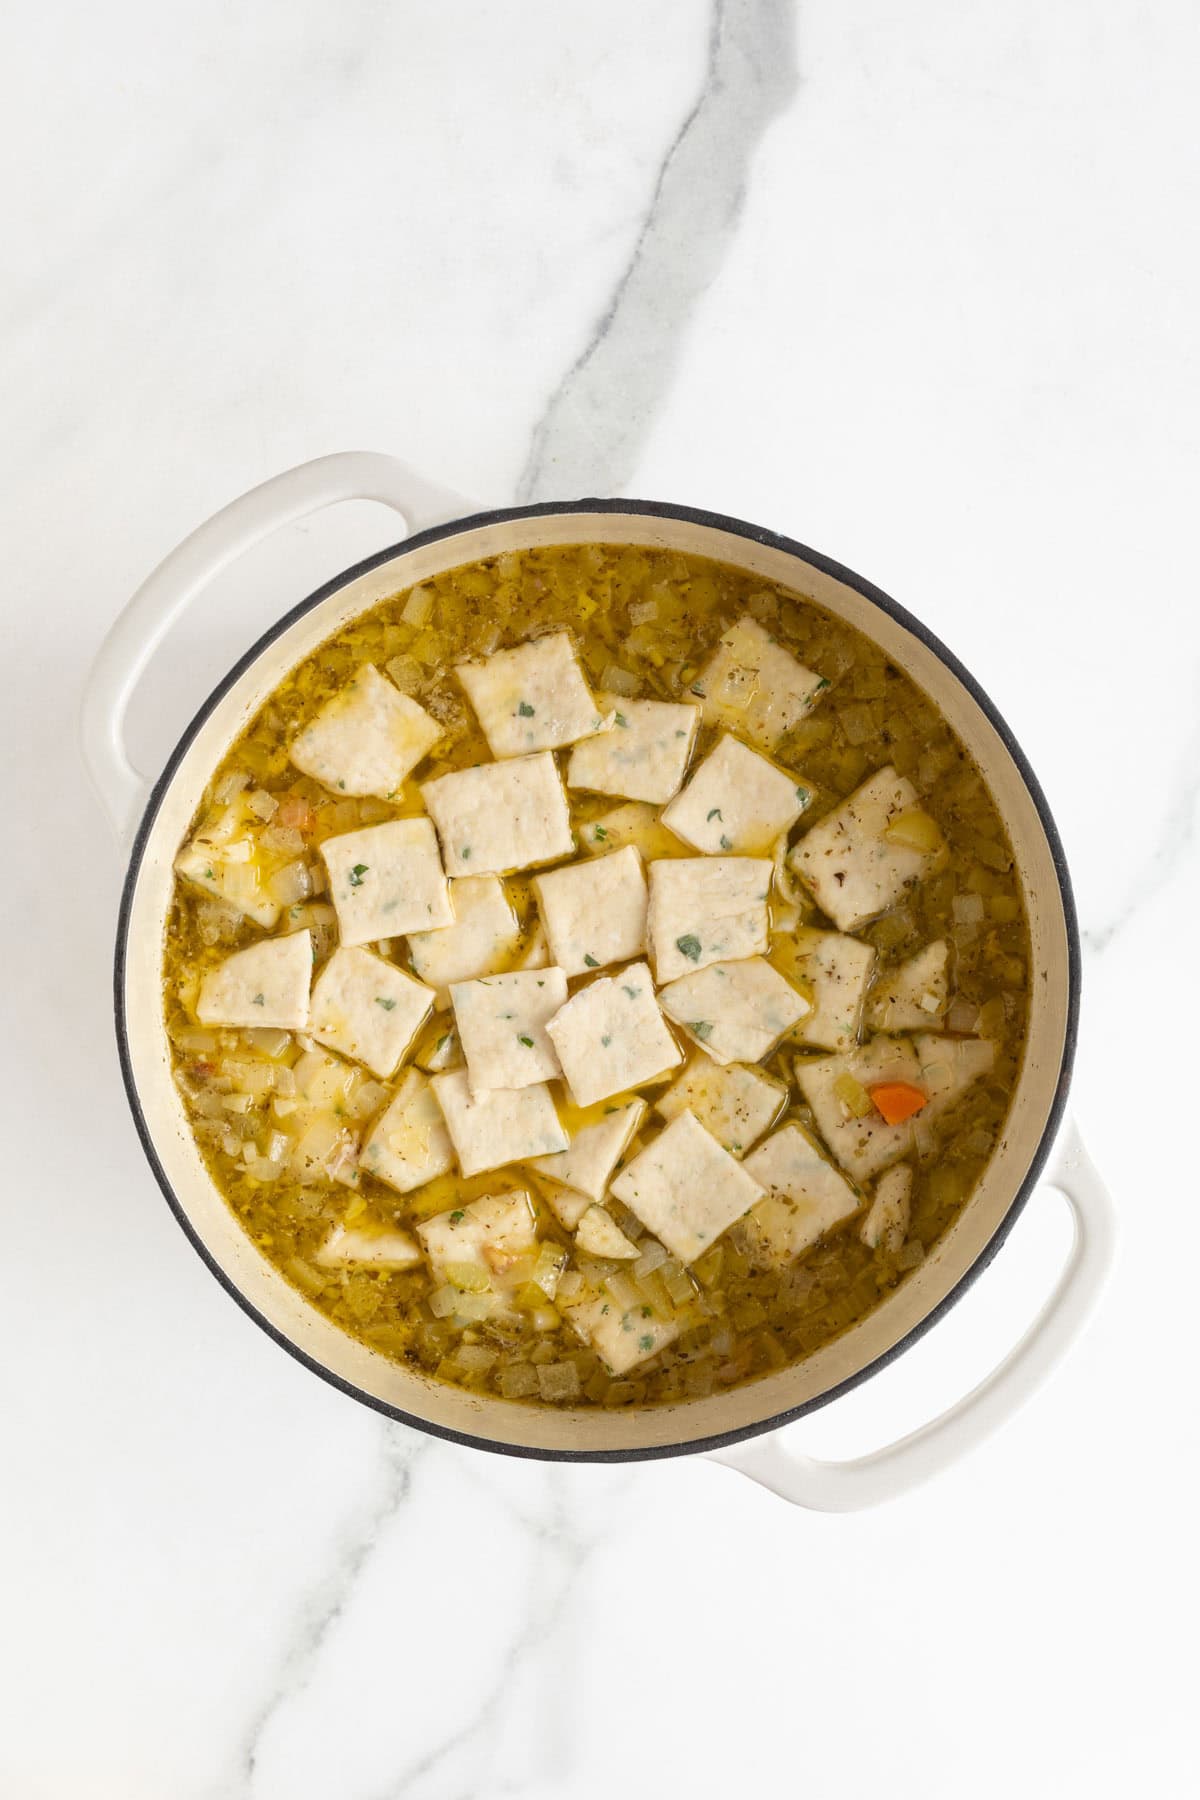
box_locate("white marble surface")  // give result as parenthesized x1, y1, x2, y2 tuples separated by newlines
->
(2, 2, 1196, 1794)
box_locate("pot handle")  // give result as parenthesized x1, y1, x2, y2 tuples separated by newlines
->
(80, 452, 471, 843)
(708, 1119, 1115, 1511)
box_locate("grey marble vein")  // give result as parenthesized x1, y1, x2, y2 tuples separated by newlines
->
(1082, 675, 1200, 953)
(517, 0, 798, 504)
(231, 1425, 432, 1797)
(371, 1468, 620, 1799)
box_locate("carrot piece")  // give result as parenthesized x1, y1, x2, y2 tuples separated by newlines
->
(868, 1081, 928, 1126)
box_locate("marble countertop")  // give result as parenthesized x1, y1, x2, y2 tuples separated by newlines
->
(3, 2, 1195, 1794)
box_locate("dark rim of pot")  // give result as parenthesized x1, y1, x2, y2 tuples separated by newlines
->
(113, 496, 1080, 1464)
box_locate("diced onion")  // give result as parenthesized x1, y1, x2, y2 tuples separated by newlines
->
(444, 1261, 491, 1293)
(603, 1271, 640, 1313)
(556, 1268, 585, 1302)
(599, 664, 640, 697)
(498, 1364, 539, 1399)
(213, 769, 250, 805)
(833, 1072, 873, 1118)
(633, 1239, 669, 1280)
(660, 1258, 695, 1307)
(345, 1079, 386, 1122)
(454, 1293, 497, 1323)
(260, 823, 305, 858)
(385, 654, 423, 693)
(883, 809, 943, 853)
(223, 1058, 277, 1098)
(536, 1361, 581, 1401)
(945, 998, 980, 1035)
(268, 859, 313, 906)
(401, 585, 434, 627)
(246, 788, 279, 822)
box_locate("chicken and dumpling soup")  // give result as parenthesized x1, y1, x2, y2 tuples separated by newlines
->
(164, 547, 1030, 1408)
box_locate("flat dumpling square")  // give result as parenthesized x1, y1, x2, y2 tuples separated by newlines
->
(560, 1289, 681, 1375)
(655, 1053, 784, 1157)
(289, 663, 441, 798)
(793, 1036, 925, 1181)
(574, 1206, 639, 1259)
(690, 617, 828, 750)
(866, 941, 949, 1032)
(309, 945, 433, 1078)
(526, 1095, 647, 1220)
(533, 845, 648, 976)
(544, 962, 682, 1107)
(417, 1188, 537, 1278)
(789, 767, 942, 933)
(658, 957, 810, 1065)
(407, 875, 522, 1003)
(322, 817, 452, 945)
(786, 927, 877, 1052)
(450, 967, 569, 1093)
(431, 1070, 568, 1177)
(421, 753, 574, 877)
(647, 855, 772, 982)
(609, 1110, 763, 1265)
(315, 1220, 422, 1270)
(860, 1163, 913, 1252)
(196, 930, 312, 1029)
(661, 734, 810, 856)
(456, 631, 609, 757)
(743, 1122, 862, 1263)
(359, 1068, 455, 1194)
(174, 793, 281, 928)
(566, 692, 699, 804)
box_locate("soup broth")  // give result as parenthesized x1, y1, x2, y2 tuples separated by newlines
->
(163, 546, 1029, 1409)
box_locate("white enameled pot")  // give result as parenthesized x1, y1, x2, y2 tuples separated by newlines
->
(83, 453, 1116, 1510)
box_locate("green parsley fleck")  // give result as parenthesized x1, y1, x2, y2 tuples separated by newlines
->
(690, 1020, 714, 1040)
(689, 681, 705, 697)
(720, 834, 732, 850)
(614, 711, 629, 728)
(706, 807, 723, 822)
(601, 1034, 612, 1047)
(337, 779, 346, 790)
(592, 825, 608, 841)
(796, 784, 810, 803)
(674, 728, 688, 738)
(640, 1304, 652, 1318)
(252, 993, 265, 1006)
(460, 845, 472, 860)
(435, 1034, 451, 1053)
(517, 1034, 534, 1047)
(638, 1334, 654, 1353)
(376, 996, 397, 1010)
(583, 953, 599, 967)
(517, 700, 535, 717)
(348, 863, 369, 886)
(622, 985, 638, 999)
(676, 933, 702, 962)
(449, 1209, 465, 1225)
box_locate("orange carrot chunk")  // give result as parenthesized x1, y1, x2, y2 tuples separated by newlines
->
(868, 1081, 928, 1126)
